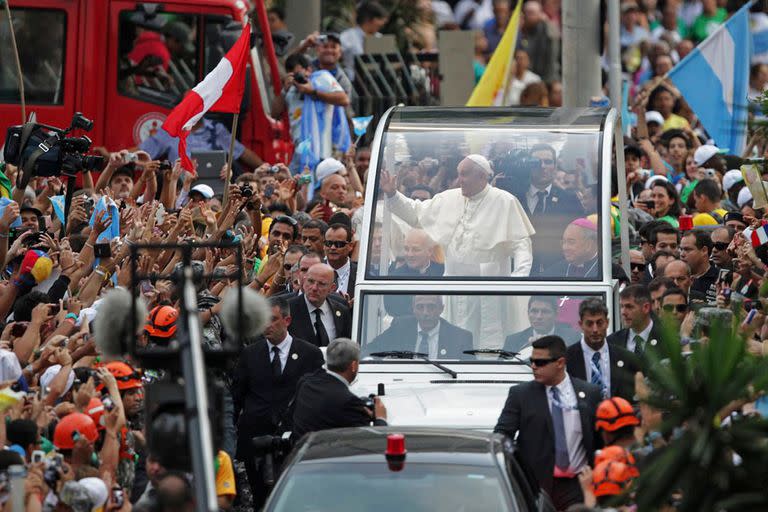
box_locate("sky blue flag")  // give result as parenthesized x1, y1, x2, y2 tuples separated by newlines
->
(50, 195, 66, 225)
(88, 196, 120, 243)
(352, 115, 374, 137)
(668, 1, 751, 155)
(0, 198, 21, 229)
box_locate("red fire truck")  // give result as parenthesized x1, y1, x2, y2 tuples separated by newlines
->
(0, 0, 290, 163)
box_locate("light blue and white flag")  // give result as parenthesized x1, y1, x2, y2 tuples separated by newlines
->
(88, 196, 120, 243)
(668, 1, 752, 155)
(50, 195, 66, 225)
(0, 198, 21, 229)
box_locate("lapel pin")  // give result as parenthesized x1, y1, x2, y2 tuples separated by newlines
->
(617, 360, 624, 368)
(551, 196, 558, 203)
(335, 310, 341, 317)
(650, 339, 658, 346)
(292, 353, 298, 360)
(440, 349, 446, 355)
(578, 391, 586, 399)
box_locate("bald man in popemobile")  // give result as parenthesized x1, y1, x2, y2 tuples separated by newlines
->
(380, 154, 535, 349)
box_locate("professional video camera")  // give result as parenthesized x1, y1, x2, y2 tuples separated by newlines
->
(493, 148, 542, 195)
(3, 113, 104, 184)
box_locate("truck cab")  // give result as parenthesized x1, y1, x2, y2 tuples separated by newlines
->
(0, 0, 289, 162)
(350, 106, 624, 428)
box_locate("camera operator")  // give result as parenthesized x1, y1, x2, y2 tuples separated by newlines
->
(291, 338, 387, 442)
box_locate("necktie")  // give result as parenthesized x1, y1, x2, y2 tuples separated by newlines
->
(533, 190, 547, 215)
(591, 352, 607, 398)
(271, 346, 282, 378)
(333, 270, 340, 287)
(633, 334, 644, 355)
(550, 387, 570, 470)
(314, 309, 330, 347)
(417, 331, 430, 356)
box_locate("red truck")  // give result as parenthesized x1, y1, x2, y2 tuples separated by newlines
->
(0, 0, 290, 163)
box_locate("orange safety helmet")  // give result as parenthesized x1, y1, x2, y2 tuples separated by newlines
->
(594, 446, 640, 478)
(145, 305, 178, 339)
(593, 460, 634, 498)
(595, 397, 640, 432)
(104, 361, 143, 391)
(53, 413, 99, 450)
(85, 397, 106, 431)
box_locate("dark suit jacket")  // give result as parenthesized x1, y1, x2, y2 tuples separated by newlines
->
(518, 185, 585, 274)
(565, 341, 640, 402)
(494, 377, 602, 496)
(389, 261, 445, 277)
(606, 319, 662, 354)
(503, 323, 579, 352)
(288, 295, 352, 347)
(366, 317, 473, 359)
(292, 369, 385, 441)
(232, 336, 324, 457)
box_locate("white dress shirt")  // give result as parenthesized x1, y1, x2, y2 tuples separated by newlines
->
(628, 319, 654, 353)
(526, 184, 552, 214)
(545, 374, 587, 474)
(304, 296, 338, 341)
(334, 258, 351, 295)
(415, 323, 441, 359)
(267, 333, 293, 372)
(580, 337, 611, 396)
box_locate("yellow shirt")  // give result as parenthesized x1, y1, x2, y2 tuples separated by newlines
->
(215, 451, 236, 497)
(662, 113, 689, 131)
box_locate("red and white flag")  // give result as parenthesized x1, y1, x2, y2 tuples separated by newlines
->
(162, 22, 251, 173)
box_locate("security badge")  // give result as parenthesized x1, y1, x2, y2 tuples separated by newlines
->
(617, 360, 624, 368)
(335, 310, 341, 317)
(578, 391, 586, 399)
(292, 353, 298, 360)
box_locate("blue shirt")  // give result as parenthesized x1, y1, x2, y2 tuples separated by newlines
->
(139, 118, 245, 162)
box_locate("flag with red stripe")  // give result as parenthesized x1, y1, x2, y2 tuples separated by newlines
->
(162, 22, 251, 173)
(750, 224, 768, 248)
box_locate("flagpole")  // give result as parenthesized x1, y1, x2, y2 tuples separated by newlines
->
(223, 113, 239, 205)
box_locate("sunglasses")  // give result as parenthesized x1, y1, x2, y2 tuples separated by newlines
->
(712, 241, 729, 251)
(662, 303, 688, 313)
(530, 357, 558, 367)
(324, 240, 349, 248)
(630, 262, 645, 271)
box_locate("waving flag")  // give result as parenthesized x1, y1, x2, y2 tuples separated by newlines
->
(466, 0, 522, 106)
(163, 22, 251, 173)
(668, 2, 751, 154)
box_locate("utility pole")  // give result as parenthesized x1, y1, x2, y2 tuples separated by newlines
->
(561, 0, 602, 106)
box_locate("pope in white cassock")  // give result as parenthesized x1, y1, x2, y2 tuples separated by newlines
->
(380, 154, 535, 349)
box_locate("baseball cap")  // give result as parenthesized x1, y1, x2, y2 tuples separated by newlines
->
(693, 144, 720, 167)
(190, 184, 215, 200)
(737, 186, 753, 208)
(40, 364, 75, 395)
(315, 158, 346, 183)
(645, 110, 664, 126)
(722, 169, 744, 192)
(322, 32, 341, 44)
(20, 205, 43, 218)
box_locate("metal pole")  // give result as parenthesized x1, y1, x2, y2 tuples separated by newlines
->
(607, 0, 623, 130)
(179, 264, 219, 512)
(3, 0, 25, 122)
(561, 0, 601, 106)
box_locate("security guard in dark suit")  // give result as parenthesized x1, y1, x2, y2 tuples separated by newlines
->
(292, 338, 387, 442)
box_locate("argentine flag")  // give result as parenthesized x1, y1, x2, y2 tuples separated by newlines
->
(668, 2, 751, 154)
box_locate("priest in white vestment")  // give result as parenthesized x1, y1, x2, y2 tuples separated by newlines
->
(379, 154, 535, 349)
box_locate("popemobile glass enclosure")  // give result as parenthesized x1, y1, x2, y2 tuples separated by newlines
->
(350, 107, 626, 428)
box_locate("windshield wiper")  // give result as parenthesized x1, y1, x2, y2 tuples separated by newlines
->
(463, 349, 531, 366)
(369, 351, 457, 379)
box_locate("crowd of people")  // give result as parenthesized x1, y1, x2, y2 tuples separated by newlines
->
(0, 0, 766, 511)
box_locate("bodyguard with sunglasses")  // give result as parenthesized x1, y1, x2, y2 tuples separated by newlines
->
(323, 223, 356, 297)
(495, 335, 602, 510)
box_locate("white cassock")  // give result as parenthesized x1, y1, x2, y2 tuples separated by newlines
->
(385, 185, 535, 348)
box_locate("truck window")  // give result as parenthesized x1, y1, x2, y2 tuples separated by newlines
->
(0, 8, 66, 105)
(117, 11, 199, 107)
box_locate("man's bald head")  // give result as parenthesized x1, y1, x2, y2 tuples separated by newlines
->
(663, 259, 692, 293)
(403, 229, 437, 271)
(320, 173, 347, 205)
(303, 263, 337, 307)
